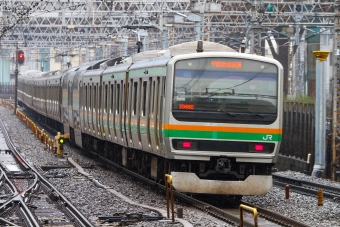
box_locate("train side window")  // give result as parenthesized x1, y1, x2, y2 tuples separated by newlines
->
(89, 85, 92, 111)
(68, 82, 72, 107)
(110, 83, 114, 114)
(116, 83, 120, 114)
(133, 81, 138, 115)
(85, 85, 88, 111)
(127, 81, 131, 115)
(152, 80, 155, 116)
(142, 81, 147, 116)
(94, 85, 97, 111)
(105, 83, 108, 113)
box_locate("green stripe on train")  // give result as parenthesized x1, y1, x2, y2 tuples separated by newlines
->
(164, 130, 282, 141)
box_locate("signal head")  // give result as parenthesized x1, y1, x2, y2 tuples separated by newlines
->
(58, 137, 65, 144)
(17, 50, 25, 65)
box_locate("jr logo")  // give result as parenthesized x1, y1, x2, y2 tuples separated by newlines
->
(263, 135, 273, 140)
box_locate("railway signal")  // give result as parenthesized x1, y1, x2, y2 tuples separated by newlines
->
(17, 50, 25, 65)
(55, 132, 69, 156)
(58, 136, 65, 150)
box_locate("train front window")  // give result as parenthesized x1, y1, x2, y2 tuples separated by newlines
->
(172, 58, 279, 124)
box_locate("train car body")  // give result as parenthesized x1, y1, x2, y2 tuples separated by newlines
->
(18, 41, 283, 196)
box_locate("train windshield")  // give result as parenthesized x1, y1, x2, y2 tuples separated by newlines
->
(172, 57, 279, 123)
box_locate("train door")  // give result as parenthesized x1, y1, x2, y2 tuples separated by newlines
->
(122, 79, 128, 146)
(102, 82, 109, 140)
(73, 73, 82, 147)
(83, 84, 90, 135)
(139, 78, 152, 152)
(43, 81, 47, 116)
(149, 77, 162, 154)
(108, 81, 117, 143)
(88, 84, 94, 135)
(91, 84, 97, 136)
(93, 82, 100, 138)
(157, 77, 166, 154)
(125, 79, 133, 146)
(72, 73, 80, 130)
(130, 78, 142, 149)
(115, 80, 125, 146)
(79, 81, 85, 137)
(46, 84, 50, 118)
(62, 74, 70, 134)
(68, 76, 74, 129)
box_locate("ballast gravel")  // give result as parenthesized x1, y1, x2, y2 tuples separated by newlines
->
(1, 105, 340, 227)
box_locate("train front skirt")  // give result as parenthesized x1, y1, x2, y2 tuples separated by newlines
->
(171, 172, 272, 195)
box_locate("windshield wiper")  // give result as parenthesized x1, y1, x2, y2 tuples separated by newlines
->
(224, 106, 265, 118)
(217, 110, 236, 117)
(234, 93, 276, 99)
(203, 88, 235, 98)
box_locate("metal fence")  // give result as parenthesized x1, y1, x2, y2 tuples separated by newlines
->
(280, 102, 315, 163)
(0, 82, 15, 94)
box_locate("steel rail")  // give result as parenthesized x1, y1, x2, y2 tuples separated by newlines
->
(241, 201, 310, 227)
(0, 118, 94, 227)
(91, 151, 308, 227)
(0, 217, 20, 227)
(0, 119, 30, 171)
(273, 175, 340, 201)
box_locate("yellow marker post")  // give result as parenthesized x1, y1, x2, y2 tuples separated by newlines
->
(165, 174, 175, 222)
(239, 204, 258, 227)
(318, 189, 323, 206)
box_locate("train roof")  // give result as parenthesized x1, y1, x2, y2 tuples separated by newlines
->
(122, 41, 236, 64)
(168, 41, 236, 55)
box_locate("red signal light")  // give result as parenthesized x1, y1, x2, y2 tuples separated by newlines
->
(182, 141, 191, 149)
(254, 144, 264, 152)
(17, 50, 25, 65)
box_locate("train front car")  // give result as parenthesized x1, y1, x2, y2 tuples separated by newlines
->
(165, 49, 283, 195)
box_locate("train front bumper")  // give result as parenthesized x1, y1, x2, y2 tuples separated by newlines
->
(171, 172, 272, 195)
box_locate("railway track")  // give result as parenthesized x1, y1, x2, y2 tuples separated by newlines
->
(86, 151, 310, 227)
(2, 106, 312, 227)
(273, 174, 340, 201)
(0, 118, 94, 227)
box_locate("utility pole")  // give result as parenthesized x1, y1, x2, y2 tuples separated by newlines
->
(245, 0, 263, 55)
(14, 43, 18, 114)
(332, 1, 340, 181)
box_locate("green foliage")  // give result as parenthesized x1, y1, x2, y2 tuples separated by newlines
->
(284, 95, 315, 104)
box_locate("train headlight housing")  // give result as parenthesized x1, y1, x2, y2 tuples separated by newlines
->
(249, 143, 274, 153)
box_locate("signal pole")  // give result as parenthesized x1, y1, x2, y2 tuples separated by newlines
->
(14, 43, 18, 114)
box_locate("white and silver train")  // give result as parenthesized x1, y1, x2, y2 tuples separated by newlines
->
(18, 41, 283, 196)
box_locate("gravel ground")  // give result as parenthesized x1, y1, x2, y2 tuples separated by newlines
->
(0, 106, 230, 227)
(1, 105, 340, 227)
